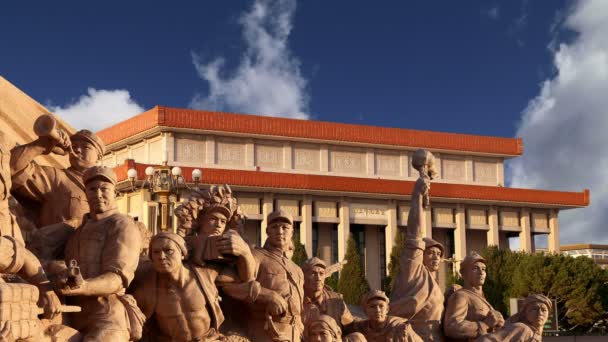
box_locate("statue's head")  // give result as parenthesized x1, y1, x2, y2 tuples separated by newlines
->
(83, 166, 117, 215)
(70, 130, 104, 169)
(522, 294, 552, 330)
(460, 253, 487, 288)
(411, 149, 437, 180)
(265, 209, 293, 252)
(302, 257, 327, 294)
(423, 237, 444, 272)
(198, 185, 236, 237)
(149, 232, 187, 274)
(305, 315, 342, 342)
(362, 290, 390, 324)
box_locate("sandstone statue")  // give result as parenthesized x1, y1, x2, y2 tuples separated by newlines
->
(0, 132, 22, 242)
(304, 314, 366, 342)
(352, 290, 422, 342)
(10, 115, 104, 229)
(389, 149, 445, 341)
(477, 294, 551, 342)
(57, 166, 143, 341)
(444, 254, 505, 341)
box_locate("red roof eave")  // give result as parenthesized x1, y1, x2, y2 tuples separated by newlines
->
(98, 106, 524, 156)
(114, 162, 589, 208)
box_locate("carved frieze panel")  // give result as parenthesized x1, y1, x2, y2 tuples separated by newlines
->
(239, 197, 260, 216)
(376, 151, 400, 176)
(216, 138, 245, 166)
(442, 156, 466, 181)
(532, 212, 549, 229)
(468, 209, 487, 226)
(315, 201, 337, 217)
(351, 203, 387, 220)
(293, 144, 320, 171)
(175, 134, 205, 163)
(330, 147, 365, 174)
(473, 158, 497, 183)
(255, 142, 283, 168)
(500, 210, 520, 227)
(433, 207, 454, 225)
(277, 199, 299, 217)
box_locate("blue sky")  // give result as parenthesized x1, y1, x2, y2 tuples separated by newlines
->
(2, 0, 608, 245)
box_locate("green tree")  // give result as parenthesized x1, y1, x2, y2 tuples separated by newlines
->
(291, 237, 309, 267)
(384, 228, 405, 295)
(338, 235, 370, 304)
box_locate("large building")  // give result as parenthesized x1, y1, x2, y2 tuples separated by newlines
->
(561, 244, 608, 270)
(98, 106, 589, 290)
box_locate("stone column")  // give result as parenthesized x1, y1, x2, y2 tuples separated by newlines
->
(386, 200, 398, 268)
(454, 204, 467, 265)
(338, 198, 350, 262)
(487, 207, 499, 247)
(245, 139, 255, 167)
(261, 193, 274, 244)
(301, 195, 313, 257)
(422, 207, 433, 239)
(548, 209, 560, 253)
(205, 135, 216, 165)
(519, 208, 532, 252)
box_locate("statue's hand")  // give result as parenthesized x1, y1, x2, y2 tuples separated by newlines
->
(493, 310, 505, 328)
(39, 289, 62, 319)
(265, 292, 288, 316)
(0, 321, 13, 342)
(59, 280, 89, 297)
(483, 310, 502, 330)
(217, 230, 250, 257)
(413, 176, 430, 197)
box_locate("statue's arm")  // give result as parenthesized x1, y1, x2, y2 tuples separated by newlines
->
(10, 140, 48, 174)
(10, 143, 57, 200)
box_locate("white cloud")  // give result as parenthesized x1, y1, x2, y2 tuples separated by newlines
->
(190, 0, 309, 119)
(508, 0, 608, 245)
(50, 88, 145, 131)
(484, 6, 500, 20)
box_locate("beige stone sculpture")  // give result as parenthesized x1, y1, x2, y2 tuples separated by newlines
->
(304, 314, 366, 342)
(476, 294, 551, 342)
(302, 257, 356, 333)
(57, 166, 143, 341)
(389, 149, 445, 341)
(352, 290, 422, 342)
(10, 114, 104, 229)
(0, 132, 23, 242)
(244, 209, 305, 342)
(444, 254, 505, 341)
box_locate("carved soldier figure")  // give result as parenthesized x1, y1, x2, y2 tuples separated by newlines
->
(0, 132, 22, 241)
(10, 118, 104, 229)
(59, 166, 142, 341)
(389, 149, 445, 341)
(304, 314, 366, 342)
(302, 257, 355, 333)
(245, 209, 305, 341)
(352, 290, 422, 342)
(477, 294, 551, 342)
(444, 254, 505, 342)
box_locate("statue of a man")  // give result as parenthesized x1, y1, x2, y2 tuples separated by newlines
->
(0, 132, 22, 241)
(59, 166, 142, 341)
(244, 209, 305, 341)
(352, 290, 422, 342)
(444, 254, 505, 341)
(476, 294, 551, 342)
(304, 314, 366, 342)
(302, 257, 355, 333)
(389, 149, 445, 341)
(10, 123, 104, 229)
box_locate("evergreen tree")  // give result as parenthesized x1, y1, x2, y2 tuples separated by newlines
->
(384, 228, 405, 295)
(338, 235, 370, 304)
(291, 237, 308, 267)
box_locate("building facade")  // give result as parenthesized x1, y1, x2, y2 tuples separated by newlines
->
(98, 106, 589, 290)
(561, 244, 608, 269)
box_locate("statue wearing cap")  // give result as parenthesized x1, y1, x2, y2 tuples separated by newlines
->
(476, 294, 551, 342)
(304, 314, 366, 342)
(302, 257, 356, 334)
(389, 149, 445, 341)
(233, 209, 305, 341)
(59, 166, 143, 341)
(352, 290, 422, 342)
(10, 123, 105, 229)
(444, 253, 505, 342)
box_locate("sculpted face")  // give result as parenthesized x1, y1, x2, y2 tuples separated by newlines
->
(85, 179, 116, 214)
(309, 325, 334, 342)
(70, 139, 99, 169)
(200, 211, 228, 236)
(525, 302, 549, 329)
(176, 209, 193, 230)
(267, 221, 293, 251)
(150, 238, 183, 274)
(305, 265, 326, 294)
(423, 246, 442, 272)
(365, 299, 388, 324)
(464, 261, 486, 287)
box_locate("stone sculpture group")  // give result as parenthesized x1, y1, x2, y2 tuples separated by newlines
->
(0, 116, 552, 341)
